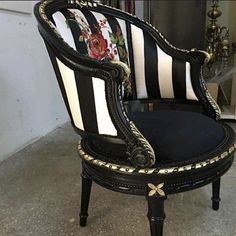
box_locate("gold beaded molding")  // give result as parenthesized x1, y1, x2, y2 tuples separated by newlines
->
(78, 140, 236, 175)
(200, 68, 221, 120)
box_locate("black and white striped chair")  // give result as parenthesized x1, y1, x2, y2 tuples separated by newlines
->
(34, 1, 236, 235)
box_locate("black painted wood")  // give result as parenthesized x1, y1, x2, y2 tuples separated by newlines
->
(82, 155, 234, 196)
(34, 1, 236, 235)
(147, 195, 166, 236)
(79, 174, 93, 227)
(212, 178, 221, 211)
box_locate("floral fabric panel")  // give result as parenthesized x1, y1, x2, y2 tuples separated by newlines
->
(65, 9, 131, 96)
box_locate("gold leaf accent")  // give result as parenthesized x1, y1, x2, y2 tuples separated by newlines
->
(111, 60, 132, 95)
(148, 183, 156, 189)
(148, 183, 165, 196)
(157, 189, 165, 197)
(78, 140, 235, 176)
(149, 190, 156, 196)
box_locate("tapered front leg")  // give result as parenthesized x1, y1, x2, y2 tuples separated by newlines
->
(212, 178, 221, 211)
(146, 183, 166, 236)
(79, 173, 92, 227)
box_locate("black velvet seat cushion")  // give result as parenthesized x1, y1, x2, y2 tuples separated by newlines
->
(130, 110, 226, 164)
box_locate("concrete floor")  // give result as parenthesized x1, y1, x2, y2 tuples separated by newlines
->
(0, 122, 236, 236)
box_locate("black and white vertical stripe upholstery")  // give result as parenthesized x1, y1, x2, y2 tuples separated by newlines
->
(131, 25, 198, 100)
(50, 7, 198, 136)
(52, 9, 121, 136)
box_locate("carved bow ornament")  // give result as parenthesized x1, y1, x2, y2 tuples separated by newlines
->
(148, 183, 165, 197)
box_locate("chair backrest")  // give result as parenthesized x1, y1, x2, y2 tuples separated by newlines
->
(51, 3, 199, 100)
(35, 0, 201, 138)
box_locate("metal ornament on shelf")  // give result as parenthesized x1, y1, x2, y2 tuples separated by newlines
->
(206, 0, 235, 69)
(205, 0, 236, 118)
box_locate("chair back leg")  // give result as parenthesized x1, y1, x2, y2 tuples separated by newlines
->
(80, 173, 93, 227)
(212, 178, 221, 211)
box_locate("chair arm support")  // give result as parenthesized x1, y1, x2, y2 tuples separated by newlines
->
(40, 24, 156, 168)
(185, 49, 221, 120)
(94, 60, 156, 168)
(97, 64, 156, 168)
(101, 61, 156, 168)
(46, 38, 156, 168)
(148, 27, 221, 120)
(194, 50, 211, 64)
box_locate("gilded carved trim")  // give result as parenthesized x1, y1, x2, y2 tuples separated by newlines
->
(117, 85, 156, 166)
(148, 183, 165, 197)
(200, 67, 221, 120)
(111, 60, 132, 95)
(78, 140, 236, 175)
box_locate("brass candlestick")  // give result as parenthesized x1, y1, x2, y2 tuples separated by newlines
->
(206, 0, 231, 68)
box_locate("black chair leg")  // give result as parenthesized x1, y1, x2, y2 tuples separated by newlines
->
(212, 178, 221, 211)
(79, 173, 92, 227)
(146, 194, 166, 236)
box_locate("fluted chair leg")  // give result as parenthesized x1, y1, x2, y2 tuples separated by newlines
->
(212, 178, 221, 211)
(79, 173, 92, 227)
(146, 194, 166, 236)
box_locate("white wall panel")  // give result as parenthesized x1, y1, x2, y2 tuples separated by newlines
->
(0, 1, 36, 14)
(0, 9, 69, 161)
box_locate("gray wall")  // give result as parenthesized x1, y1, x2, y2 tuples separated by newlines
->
(0, 3, 69, 162)
(135, 0, 144, 19)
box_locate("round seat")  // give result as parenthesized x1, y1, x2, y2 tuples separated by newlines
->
(130, 110, 234, 165)
(79, 109, 235, 196)
(79, 137, 235, 195)
(81, 110, 235, 170)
